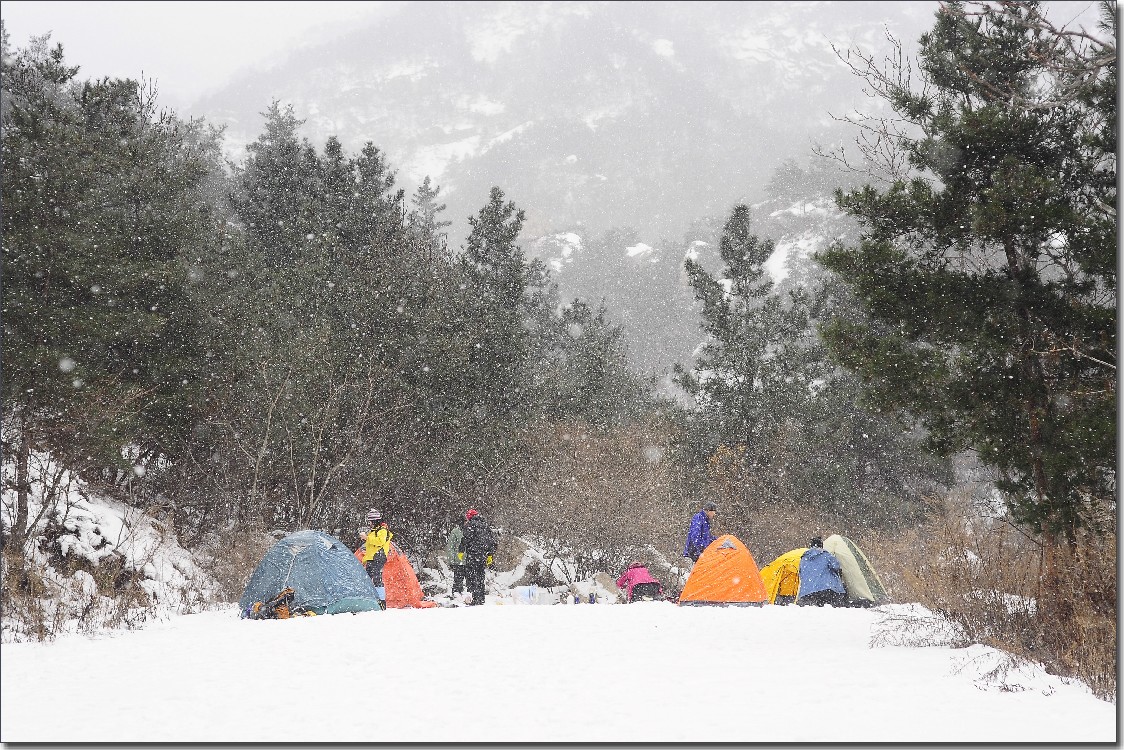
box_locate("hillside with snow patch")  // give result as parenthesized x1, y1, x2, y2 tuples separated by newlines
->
(1, 454, 222, 643)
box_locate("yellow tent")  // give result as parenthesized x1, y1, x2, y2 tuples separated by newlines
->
(759, 548, 808, 605)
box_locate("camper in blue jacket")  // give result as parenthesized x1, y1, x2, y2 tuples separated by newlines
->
(796, 536, 848, 606)
(683, 502, 718, 562)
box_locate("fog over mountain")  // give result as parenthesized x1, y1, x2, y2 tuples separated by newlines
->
(525, 160, 868, 380)
(190, 1, 938, 376)
(195, 2, 935, 237)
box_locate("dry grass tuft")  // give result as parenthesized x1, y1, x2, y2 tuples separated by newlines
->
(868, 496, 1116, 702)
(193, 527, 276, 602)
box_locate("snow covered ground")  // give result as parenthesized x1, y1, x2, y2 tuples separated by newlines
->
(2, 457, 1114, 743)
(1, 599, 1115, 743)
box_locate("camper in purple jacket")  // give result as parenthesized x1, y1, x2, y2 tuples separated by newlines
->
(683, 502, 718, 562)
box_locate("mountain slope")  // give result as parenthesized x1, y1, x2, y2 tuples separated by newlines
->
(193, 1, 936, 242)
(524, 161, 864, 377)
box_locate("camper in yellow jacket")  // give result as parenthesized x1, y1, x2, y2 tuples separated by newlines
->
(363, 509, 393, 607)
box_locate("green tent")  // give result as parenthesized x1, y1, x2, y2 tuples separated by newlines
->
(823, 534, 887, 605)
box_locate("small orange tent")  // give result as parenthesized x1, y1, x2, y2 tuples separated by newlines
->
(678, 534, 767, 606)
(354, 543, 437, 609)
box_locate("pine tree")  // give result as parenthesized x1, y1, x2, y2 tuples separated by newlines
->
(229, 101, 318, 267)
(408, 175, 452, 256)
(818, 1, 1116, 613)
(675, 204, 946, 528)
(213, 111, 519, 535)
(675, 205, 813, 451)
(461, 187, 545, 422)
(222, 108, 437, 528)
(2, 35, 225, 545)
(673, 205, 821, 526)
(820, 1, 1115, 535)
(538, 299, 649, 425)
(795, 278, 951, 525)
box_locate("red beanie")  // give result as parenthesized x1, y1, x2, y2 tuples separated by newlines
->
(465, 509, 478, 520)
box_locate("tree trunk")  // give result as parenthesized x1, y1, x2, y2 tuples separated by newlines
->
(1005, 237, 1071, 629)
(11, 426, 31, 553)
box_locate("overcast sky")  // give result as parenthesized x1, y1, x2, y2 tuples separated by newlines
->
(1, 1, 397, 109)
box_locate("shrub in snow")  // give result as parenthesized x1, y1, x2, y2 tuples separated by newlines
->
(2, 452, 222, 642)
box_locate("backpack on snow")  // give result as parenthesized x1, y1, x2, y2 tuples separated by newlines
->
(247, 587, 296, 619)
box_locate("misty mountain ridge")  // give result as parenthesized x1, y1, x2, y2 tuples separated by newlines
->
(194, 1, 935, 244)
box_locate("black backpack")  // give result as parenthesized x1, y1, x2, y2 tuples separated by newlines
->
(466, 518, 496, 556)
(479, 523, 496, 555)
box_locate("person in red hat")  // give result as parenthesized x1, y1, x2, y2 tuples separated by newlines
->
(458, 508, 496, 606)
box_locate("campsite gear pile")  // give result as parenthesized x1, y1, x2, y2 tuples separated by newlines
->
(246, 587, 299, 619)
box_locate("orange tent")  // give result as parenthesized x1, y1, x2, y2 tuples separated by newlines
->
(678, 534, 767, 606)
(355, 543, 437, 609)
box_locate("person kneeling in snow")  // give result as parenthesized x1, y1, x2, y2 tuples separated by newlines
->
(796, 536, 848, 607)
(616, 561, 663, 602)
(459, 508, 495, 606)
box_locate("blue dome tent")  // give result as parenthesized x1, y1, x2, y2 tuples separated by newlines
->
(239, 530, 382, 616)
